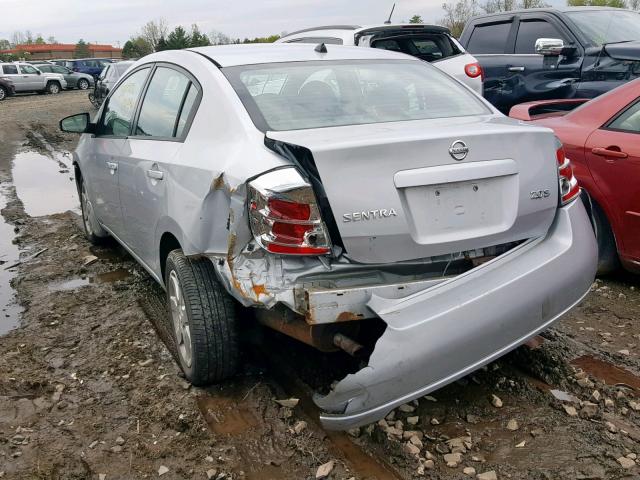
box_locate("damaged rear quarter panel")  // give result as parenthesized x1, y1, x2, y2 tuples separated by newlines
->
(150, 61, 290, 284)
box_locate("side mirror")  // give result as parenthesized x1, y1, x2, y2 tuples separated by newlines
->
(36, 70, 41, 75)
(60, 113, 95, 134)
(535, 38, 564, 56)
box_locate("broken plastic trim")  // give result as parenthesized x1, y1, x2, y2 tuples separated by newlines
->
(264, 137, 344, 251)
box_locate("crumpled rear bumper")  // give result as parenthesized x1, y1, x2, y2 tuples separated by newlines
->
(315, 199, 597, 430)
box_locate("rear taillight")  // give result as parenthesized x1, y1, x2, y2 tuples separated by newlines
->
(248, 168, 332, 255)
(464, 62, 483, 80)
(556, 139, 580, 205)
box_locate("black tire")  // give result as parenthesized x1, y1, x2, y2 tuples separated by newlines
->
(77, 79, 90, 90)
(592, 202, 619, 276)
(165, 250, 239, 385)
(0, 86, 6, 101)
(78, 175, 109, 244)
(46, 81, 61, 94)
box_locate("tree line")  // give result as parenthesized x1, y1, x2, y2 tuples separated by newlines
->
(122, 19, 283, 59)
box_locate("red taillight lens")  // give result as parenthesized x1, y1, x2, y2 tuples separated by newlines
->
(556, 139, 580, 205)
(464, 62, 483, 80)
(248, 168, 332, 256)
(268, 198, 310, 221)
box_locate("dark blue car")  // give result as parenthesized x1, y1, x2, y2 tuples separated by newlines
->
(459, 7, 640, 113)
(53, 58, 114, 79)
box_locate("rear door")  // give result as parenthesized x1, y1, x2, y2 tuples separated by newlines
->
(1, 64, 24, 91)
(118, 64, 201, 269)
(508, 13, 582, 107)
(585, 99, 640, 261)
(463, 18, 516, 112)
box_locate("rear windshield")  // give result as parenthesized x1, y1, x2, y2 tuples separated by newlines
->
(223, 60, 489, 131)
(370, 34, 460, 62)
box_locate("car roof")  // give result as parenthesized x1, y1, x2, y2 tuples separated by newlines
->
(189, 43, 415, 67)
(471, 6, 632, 20)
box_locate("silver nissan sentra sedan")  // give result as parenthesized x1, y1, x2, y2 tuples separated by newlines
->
(59, 44, 597, 430)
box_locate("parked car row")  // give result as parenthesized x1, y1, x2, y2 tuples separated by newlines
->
(60, 43, 597, 430)
(0, 60, 99, 100)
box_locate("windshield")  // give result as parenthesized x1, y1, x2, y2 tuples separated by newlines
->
(566, 10, 640, 46)
(223, 60, 489, 131)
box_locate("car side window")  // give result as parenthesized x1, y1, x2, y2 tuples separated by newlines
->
(135, 67, 196, 138)
(39, 65, 52, 73)
(99, 67, 150, 137)
(52, 66, 67, 74)
(2, 65, 18, 74)
(515, 20, 563, 54)
(467, 22, 512, 54)
(175, 84, 199, 137)
(609, 101, 640, 133)
(20, 65, 38, 74)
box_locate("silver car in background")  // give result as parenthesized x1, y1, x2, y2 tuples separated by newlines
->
(60, 44, 597, 430)
(277, 24, 484, 95)
(0, 62, 66, 94)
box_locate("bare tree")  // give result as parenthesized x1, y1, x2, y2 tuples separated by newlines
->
(140, 19, 168, 50)
(440, 0, 480, 38)
(209, 30, 234, 45)
(11, 31, 26, 47)
(482, 0, 548, 12)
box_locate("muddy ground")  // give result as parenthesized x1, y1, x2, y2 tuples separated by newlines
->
(0, 92, 639, 480)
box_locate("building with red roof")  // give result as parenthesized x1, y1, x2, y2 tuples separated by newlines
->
(0, 43, 122, 60)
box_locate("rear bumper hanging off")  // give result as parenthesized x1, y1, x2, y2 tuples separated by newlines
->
(315, 199, 597, 430)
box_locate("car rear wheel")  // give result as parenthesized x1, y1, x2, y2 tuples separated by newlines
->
(165, 250, 239, 385)
(78, 79, 89, 90)
(592, 202, 619, 276)
(46, 82, 61, 94)
(79, 176, 108, 244)
(0, 86, 6, 101)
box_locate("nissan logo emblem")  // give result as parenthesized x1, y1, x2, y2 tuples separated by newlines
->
(449, 140, 469, 161)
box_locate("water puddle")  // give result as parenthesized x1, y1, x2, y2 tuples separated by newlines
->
(571, 355, 640, 390)
(12, 151, 79, 217)
(197, 391, 260, 435)
(0, 187, 21, 335)
(48, 268, 131, 292)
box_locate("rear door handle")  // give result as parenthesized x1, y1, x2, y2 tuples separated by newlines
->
(592, 147, 628, 159)
(105, 161, 118, 171)
(147, 169, 164, 180)
(508, 66, 525, 72)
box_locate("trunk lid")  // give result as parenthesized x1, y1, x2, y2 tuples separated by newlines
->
(267, 116, 559, 264)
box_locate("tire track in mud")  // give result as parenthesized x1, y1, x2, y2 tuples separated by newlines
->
(139, 287, 402, 479)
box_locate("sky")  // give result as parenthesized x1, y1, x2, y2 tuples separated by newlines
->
(1, 0, 464, 46)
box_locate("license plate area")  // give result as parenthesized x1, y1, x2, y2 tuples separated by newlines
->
(401, 175, 519, 244)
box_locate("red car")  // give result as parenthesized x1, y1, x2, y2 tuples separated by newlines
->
(510, 79, 640, 274)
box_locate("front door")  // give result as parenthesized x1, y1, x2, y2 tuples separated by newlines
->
(17, 64, 44, 91)
(87, 66, 151, 237)
(585, 99, 640, 262)
(506, 14, 582, 108)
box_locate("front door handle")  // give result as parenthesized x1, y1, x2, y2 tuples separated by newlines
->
(508, 66, 525, 72)
(147, 169, 164, 180)
(105, 161, 118, 172)
(592, 147, 628, 159)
